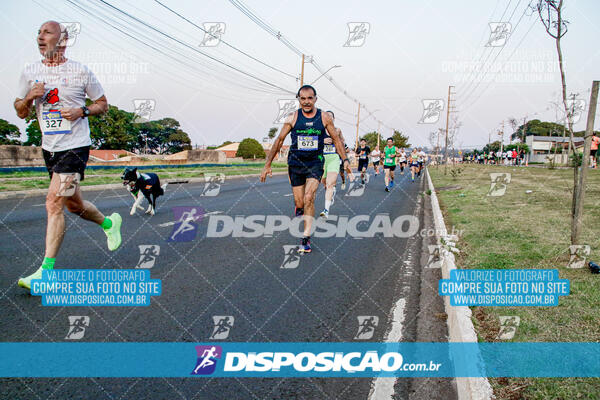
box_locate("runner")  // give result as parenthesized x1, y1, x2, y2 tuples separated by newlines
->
(398, 148, 407, 174)
(319, 110, 345, 219)
(356, 139, 370, 184)
(339, 143, 349, 189)
(382, 138, 397, 192)
(409, 148, 420, 182)
(260, 85, 353, 253)
(417, 147, 427, 177)
(14, 21, 122, 290)
(591, 132, 600, 169)
(370, 145, 381, 176)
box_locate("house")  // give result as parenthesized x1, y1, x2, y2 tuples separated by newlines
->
(525, 135, 584, 163)
(89, 149, 135, 161)
(525, 135, 584, 155)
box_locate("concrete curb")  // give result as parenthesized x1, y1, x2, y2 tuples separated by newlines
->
(426, 169, 494, 400)
(0, 171, 288, 200)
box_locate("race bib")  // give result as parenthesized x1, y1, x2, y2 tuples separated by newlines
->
(297, 136, 318, 151)
(385, 158, 393, 164)
(323, 144, 335, 154)
(41, 110, 71, 135)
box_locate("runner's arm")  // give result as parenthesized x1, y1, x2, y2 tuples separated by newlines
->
(260, 113, 294, 182)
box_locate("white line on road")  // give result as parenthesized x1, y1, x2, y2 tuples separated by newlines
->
(157, 211, 222, 227)
(284, 193, 293, 197)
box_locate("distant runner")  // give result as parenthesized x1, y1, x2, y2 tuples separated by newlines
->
(383, 138, 397, 192)
(319, 110, 345, 219)
(398, 148, 407, 175)
(409, 148, 419, 182)
(356, 139, 370, 184)
(370, 146, 381, 176)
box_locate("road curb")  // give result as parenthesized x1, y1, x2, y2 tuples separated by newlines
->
(426, 168, 494, 400)
(0, 171, 288, 200)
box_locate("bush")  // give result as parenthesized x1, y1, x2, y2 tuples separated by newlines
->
(236, 138, 266, 159)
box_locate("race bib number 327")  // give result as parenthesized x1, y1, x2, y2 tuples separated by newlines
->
(41, 111, 71, 135)
(297, 136, 318, 151)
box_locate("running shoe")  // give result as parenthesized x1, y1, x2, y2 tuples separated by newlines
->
(361, 179, 365, 185)
(18, 266, 44, 290)
(411, 177, 415, 182)
(319, 209, 329, 219)
(341, 182, 346, 190)
(299, 237, 311, 253)
(385, 186, 390, 192)
(295, 207, 304, 217)
(104, 212, 122, 251)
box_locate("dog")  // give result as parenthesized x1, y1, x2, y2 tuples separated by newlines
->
(121, 167, 167, 216)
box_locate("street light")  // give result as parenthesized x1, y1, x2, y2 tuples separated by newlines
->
(310, 65, 342, 85)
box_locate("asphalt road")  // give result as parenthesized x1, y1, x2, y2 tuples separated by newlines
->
(0, 169, 456, 400)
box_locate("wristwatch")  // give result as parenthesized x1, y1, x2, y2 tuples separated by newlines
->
(343, 158, 349, 164)
(80, 106, 90, 118)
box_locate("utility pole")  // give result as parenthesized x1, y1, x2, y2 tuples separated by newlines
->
(437, 128, 443, 167)
(355, 103, 361, 150)
(377, 120, 381, 149)
(300, 54, 305, 86)
(444, 85, 455, 174)
(572, 81, 599, 244)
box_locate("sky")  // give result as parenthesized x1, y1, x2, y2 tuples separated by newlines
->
(1, 0, 599, 149)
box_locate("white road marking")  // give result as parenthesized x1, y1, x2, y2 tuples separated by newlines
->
(284, 193, 293, 197)
(368, 298, 406, 400)
(157, 211, 222, 227)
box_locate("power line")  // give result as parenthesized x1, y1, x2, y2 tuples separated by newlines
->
(153, 0, 298, 80)
(94, 0, 295, 94)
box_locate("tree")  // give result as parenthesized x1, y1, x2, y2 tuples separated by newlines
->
(482, 141, 502, 153)
(89, 104, 136, 150)
(391, 130, 410, 148)
(166, 129, 192, 153)
(0, 118, 21, 145)
(218, 140, 233, 148)
(510, 119, 565, 140)
(236, 138, 265, 159)
(360, 131, 384, 150)
(268, 127, 278, 140)
(23, 112, 41, 146)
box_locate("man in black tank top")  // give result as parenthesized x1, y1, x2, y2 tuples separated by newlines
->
(261, 85, 354, 253)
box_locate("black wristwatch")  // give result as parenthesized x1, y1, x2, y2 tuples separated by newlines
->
(80, 106, 90, 118)
(343, 158, 349, 164)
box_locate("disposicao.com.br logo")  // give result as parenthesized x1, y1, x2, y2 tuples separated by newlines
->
(190, 343, 444, 377)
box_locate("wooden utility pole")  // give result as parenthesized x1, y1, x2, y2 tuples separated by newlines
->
(444, 85, 455, 174)
(355, 103, 361, 149)
(300, 54, 305, 86)
(571, 81, 599, 245)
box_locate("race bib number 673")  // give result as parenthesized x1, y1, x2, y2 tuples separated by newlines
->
(297, 136, 318, 151)
(41, 111, 72, 135)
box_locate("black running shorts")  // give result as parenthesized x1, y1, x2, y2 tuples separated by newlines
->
(42, 146, 90, 181)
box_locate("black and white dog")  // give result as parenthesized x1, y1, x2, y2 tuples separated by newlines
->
(121, 167, 167, 216)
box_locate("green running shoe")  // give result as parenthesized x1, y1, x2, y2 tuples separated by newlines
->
(104, 212, 122, 251)
(18, 266, 44, 290)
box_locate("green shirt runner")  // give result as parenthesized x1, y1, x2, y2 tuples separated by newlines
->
(383, 146, 397, 166)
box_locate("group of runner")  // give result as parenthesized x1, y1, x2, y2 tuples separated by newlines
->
(260, 84, 428, 253)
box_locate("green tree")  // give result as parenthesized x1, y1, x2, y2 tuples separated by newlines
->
(23, 112, 41, 146)
(236, 138, 265, 159)
(360, 131, 384, 151)
(268, 127, 278, 139)
(0, 118, 21, 145)
(89, 104, 136, 150)
(218, 140, 233, 148)
(392, 130, 411, 148)
(166, 129, 192, 153)
(510, 119, 567, 141)
(482, 140, 502, 153)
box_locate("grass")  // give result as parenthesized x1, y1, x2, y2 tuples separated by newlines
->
(0, 163, 287, 192)
(429, 164, 600, 400)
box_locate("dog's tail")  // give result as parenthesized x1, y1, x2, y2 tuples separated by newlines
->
(160, 182, 168, 196)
